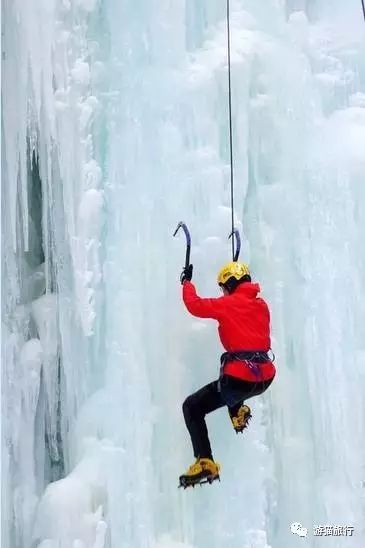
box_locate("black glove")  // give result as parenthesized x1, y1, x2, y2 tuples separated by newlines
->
(180, 264, 193, 284)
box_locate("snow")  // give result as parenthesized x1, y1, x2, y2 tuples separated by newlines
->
(349, 91, 365, 108)
(33, 443, 108, 547)
(71, 60, 91, 87)
(2, 0, 365, 547)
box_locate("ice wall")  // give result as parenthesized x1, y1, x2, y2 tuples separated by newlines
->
(2, 1, 365, 547)
(2, 0, 106, 545)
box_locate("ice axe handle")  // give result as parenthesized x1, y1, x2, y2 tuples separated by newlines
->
(173, 222, 191, 269)
(229, 228, 241, 262)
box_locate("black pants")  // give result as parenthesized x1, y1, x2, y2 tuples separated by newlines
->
(182, 375, 274, 459)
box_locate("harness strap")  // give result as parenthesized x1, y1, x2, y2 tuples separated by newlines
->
(220, 350, 270, 365)
(220, 350, 272, 381)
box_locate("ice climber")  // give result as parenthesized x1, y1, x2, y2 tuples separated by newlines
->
(179, 261, 276, 488)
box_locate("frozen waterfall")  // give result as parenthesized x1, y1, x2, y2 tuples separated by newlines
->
(2, 1, 365, 547)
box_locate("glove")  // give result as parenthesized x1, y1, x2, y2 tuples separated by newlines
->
(180, 264, 193, 284)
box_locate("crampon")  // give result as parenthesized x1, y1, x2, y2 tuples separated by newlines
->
(179, 474, 220, 489)
(178, 458, 220, 489)
(231, 404, 252, 433)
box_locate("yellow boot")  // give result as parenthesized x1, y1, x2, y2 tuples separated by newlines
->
(179, 458, 220, 488)
(231, 404, 252, 433)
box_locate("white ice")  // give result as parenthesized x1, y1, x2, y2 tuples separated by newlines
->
(2, 1, 365, 547)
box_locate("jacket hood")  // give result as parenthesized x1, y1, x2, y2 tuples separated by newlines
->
(234, 282, 260, 297)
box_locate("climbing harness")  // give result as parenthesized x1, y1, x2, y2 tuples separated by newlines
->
(220, 350, 271, 366)
(219, 350, 274, 395)
(226, 0, 235, 260)
(220, 350, 271, 379)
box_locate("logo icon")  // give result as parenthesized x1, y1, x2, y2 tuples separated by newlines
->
(291, 522, 308, 537)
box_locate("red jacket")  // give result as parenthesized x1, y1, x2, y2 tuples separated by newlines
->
(182, 281, 276, 382)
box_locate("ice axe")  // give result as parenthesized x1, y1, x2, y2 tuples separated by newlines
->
(228, 228, 241, 261)
(173, 222, 191, 269)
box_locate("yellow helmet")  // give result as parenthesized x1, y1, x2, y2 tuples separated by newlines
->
(217, 261, 250, 286)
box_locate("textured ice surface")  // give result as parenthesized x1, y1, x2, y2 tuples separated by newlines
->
(2, 1, 365, 547)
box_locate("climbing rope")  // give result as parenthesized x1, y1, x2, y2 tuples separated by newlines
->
(226, 0, 235, 260)
(362, 0, 365, 21)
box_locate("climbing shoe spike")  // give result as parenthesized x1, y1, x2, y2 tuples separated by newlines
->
(231, 404, 252, 433)
(178, 458, 220, 489)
